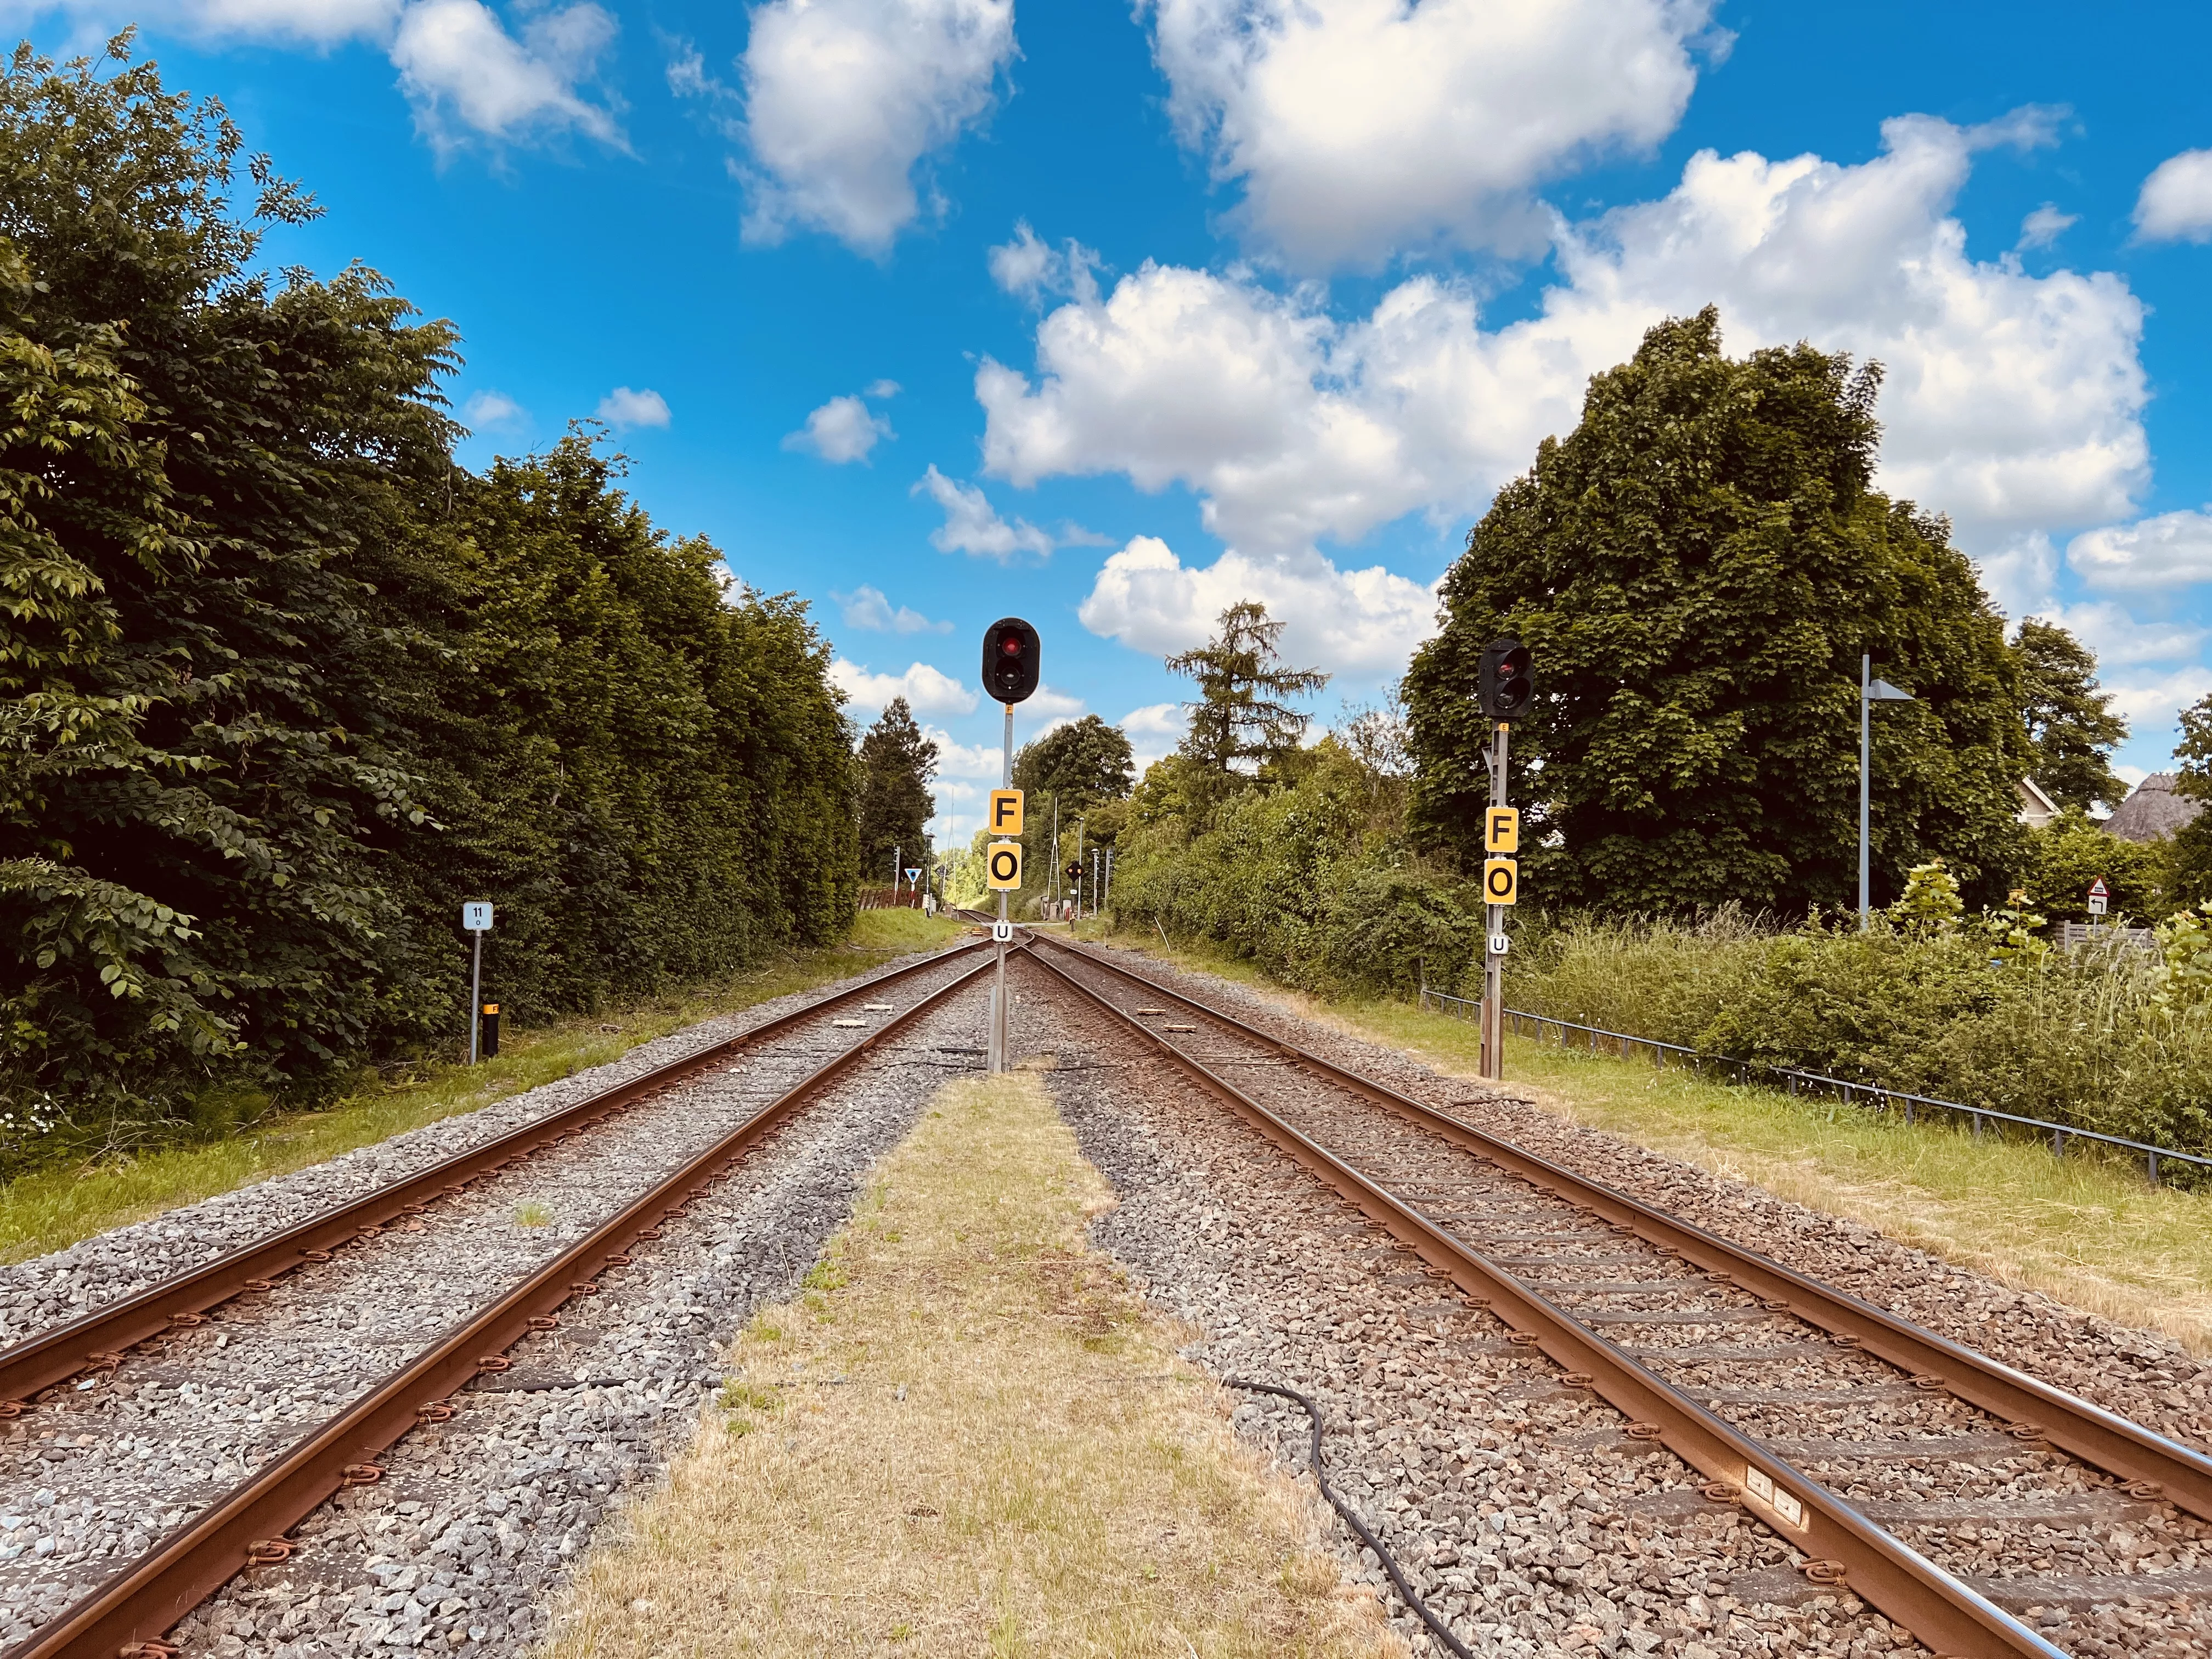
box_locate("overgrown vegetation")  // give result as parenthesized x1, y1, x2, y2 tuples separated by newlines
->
(1505, 881, 2212, 1156)
(0, 44, 857, 1176)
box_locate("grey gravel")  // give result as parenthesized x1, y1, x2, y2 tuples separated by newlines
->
(0, 946, 985, 1653)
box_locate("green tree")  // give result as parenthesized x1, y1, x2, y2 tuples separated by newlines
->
(0, 45, 861, 1163)
(855, 697, 936, 885)
(0, 40, 457, 1119)
(1013, 714, 1133, 808)
(1404, 308, 2030, 915)
(2164, 696, 2212, 908)
(2020, 810, 2164, 923)
(391, 436, 859, 1019)
(2016, 618, 2126, 810)
(1169, 601, 1330, 777)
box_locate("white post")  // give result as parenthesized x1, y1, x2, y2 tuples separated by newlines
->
(989, 702, 1014, 1073)
(467, 929, 483, 1066)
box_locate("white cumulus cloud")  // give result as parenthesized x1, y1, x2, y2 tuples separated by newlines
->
(2135, 149, 2212, 244)
(1148, 0, 1716, 267)
(462, 388, 527, 428)
(738, 0, 1015, 253)
(595, 386, 671, 428)
(833, 584, 952, 634)
(830, 658, 979, 716)
(81, 0, 621, 145)
(1078, 535, 1437, 674)
(987, 221, 1102, 304)
(787, 393, 894, 463)
(391, 0, 619, 148)
(2016, 204, 2076, 250)
(2029, 601, 2208, 670)
(914, 465, 1058, 561)
(187, 0, 404, 44)
(2067, 509, 2212, 591)
(983, 111, 2149, 595)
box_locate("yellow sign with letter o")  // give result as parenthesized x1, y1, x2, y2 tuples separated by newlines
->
(1482, 856, 1518, 906)
(989, 788, 1024, 836)
(986, 841, 1024, 890)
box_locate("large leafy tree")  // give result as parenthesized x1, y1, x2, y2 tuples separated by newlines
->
(0, 40, 458, 1115)
(394, 437, 859, 1015)
(1170, 601, 1329, 774)
(0, 44, 861, 1157)
(1013, 714, 1134, 902)
(1405, 308, 2030, 915)
(855, 697, 936, 884)
(2015, 617, 2127, 811)
(1013, 715, 1133, 809)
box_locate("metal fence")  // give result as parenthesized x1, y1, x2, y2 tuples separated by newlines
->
(1416, 984, 2212, 1187)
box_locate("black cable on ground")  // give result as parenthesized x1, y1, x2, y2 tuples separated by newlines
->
(1226, 1376, 1479, 1659)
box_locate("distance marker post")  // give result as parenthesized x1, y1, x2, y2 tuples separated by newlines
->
(461, 901, 494, 1065)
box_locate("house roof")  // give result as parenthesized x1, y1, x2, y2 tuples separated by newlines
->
(2104, 773, 2203, 843)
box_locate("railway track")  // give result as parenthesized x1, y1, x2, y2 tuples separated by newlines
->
(0, 940, 990, 1659)
(1023, 932, 2212, 1659)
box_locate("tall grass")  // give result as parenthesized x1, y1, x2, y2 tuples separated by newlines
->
(1500, 910, 2212, 1155)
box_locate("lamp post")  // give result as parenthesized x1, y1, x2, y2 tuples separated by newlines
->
(1859, 653, 1916, 930)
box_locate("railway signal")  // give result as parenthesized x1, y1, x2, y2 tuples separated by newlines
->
(1478, 637, 1533, 720)
(1474, 639, 1530, 1081)
(983, 617, 1041, 705)
(981, 618, 1042, 1073)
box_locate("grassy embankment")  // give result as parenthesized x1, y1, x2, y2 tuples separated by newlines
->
(543, 1066, 1401, 1659)
(0, 909, 969, 1266)
(1076, 923, 2212, 1356)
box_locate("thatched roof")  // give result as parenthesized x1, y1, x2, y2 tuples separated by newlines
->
(2104, 773, 2202, 843)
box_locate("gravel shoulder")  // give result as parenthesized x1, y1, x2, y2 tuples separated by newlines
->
(1079, 941, 2212, 1459)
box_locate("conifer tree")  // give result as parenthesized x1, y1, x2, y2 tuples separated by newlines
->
(855, 698, 937, 884)
(2015, 618, 2127, 811)
(1169, 602, 1330, 774)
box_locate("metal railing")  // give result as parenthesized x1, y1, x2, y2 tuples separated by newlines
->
(1417, 984, 2212, 1187)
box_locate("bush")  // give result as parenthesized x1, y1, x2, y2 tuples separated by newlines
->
(1506, 897, 2212, 1155)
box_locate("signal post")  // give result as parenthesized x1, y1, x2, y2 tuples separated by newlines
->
(981, 618, 1041, 1072)
(1476, 637, 1531, 1081)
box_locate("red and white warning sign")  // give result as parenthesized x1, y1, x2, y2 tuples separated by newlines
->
(2087, 877, 2110, 917)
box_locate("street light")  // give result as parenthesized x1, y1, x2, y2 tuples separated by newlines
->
(1859, 653, 1915, 930)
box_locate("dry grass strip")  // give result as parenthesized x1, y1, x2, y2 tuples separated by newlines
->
(539, 1064, 1405, 1659)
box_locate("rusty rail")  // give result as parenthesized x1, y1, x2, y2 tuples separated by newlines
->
(1038, 936, 2212, 1522)
(7, 947, 992, 1659)
(1021, 936, 2102, 1659)
(0, 938, 983, 1413)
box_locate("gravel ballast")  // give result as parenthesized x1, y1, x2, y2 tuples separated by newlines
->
(1030, 945, 2212, 1659)
(0, 947, 986, 1653)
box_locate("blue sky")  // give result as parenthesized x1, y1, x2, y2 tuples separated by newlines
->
(19, 0, 2212, 846)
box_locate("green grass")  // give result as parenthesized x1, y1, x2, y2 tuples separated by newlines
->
(1104, 927, 2212, 1355)
(0, 909, 968, 1266)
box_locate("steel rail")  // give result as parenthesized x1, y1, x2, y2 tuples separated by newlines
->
(1020, 938, 2074, 1659)
(5, 949, 995, 1659)
(1035, 934, 2212, 1522)
(0, 937, 985, 1413)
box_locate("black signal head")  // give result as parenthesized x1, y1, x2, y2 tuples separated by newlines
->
(1478, 637, 1534, 721)
(981, 617, 1041, 704)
